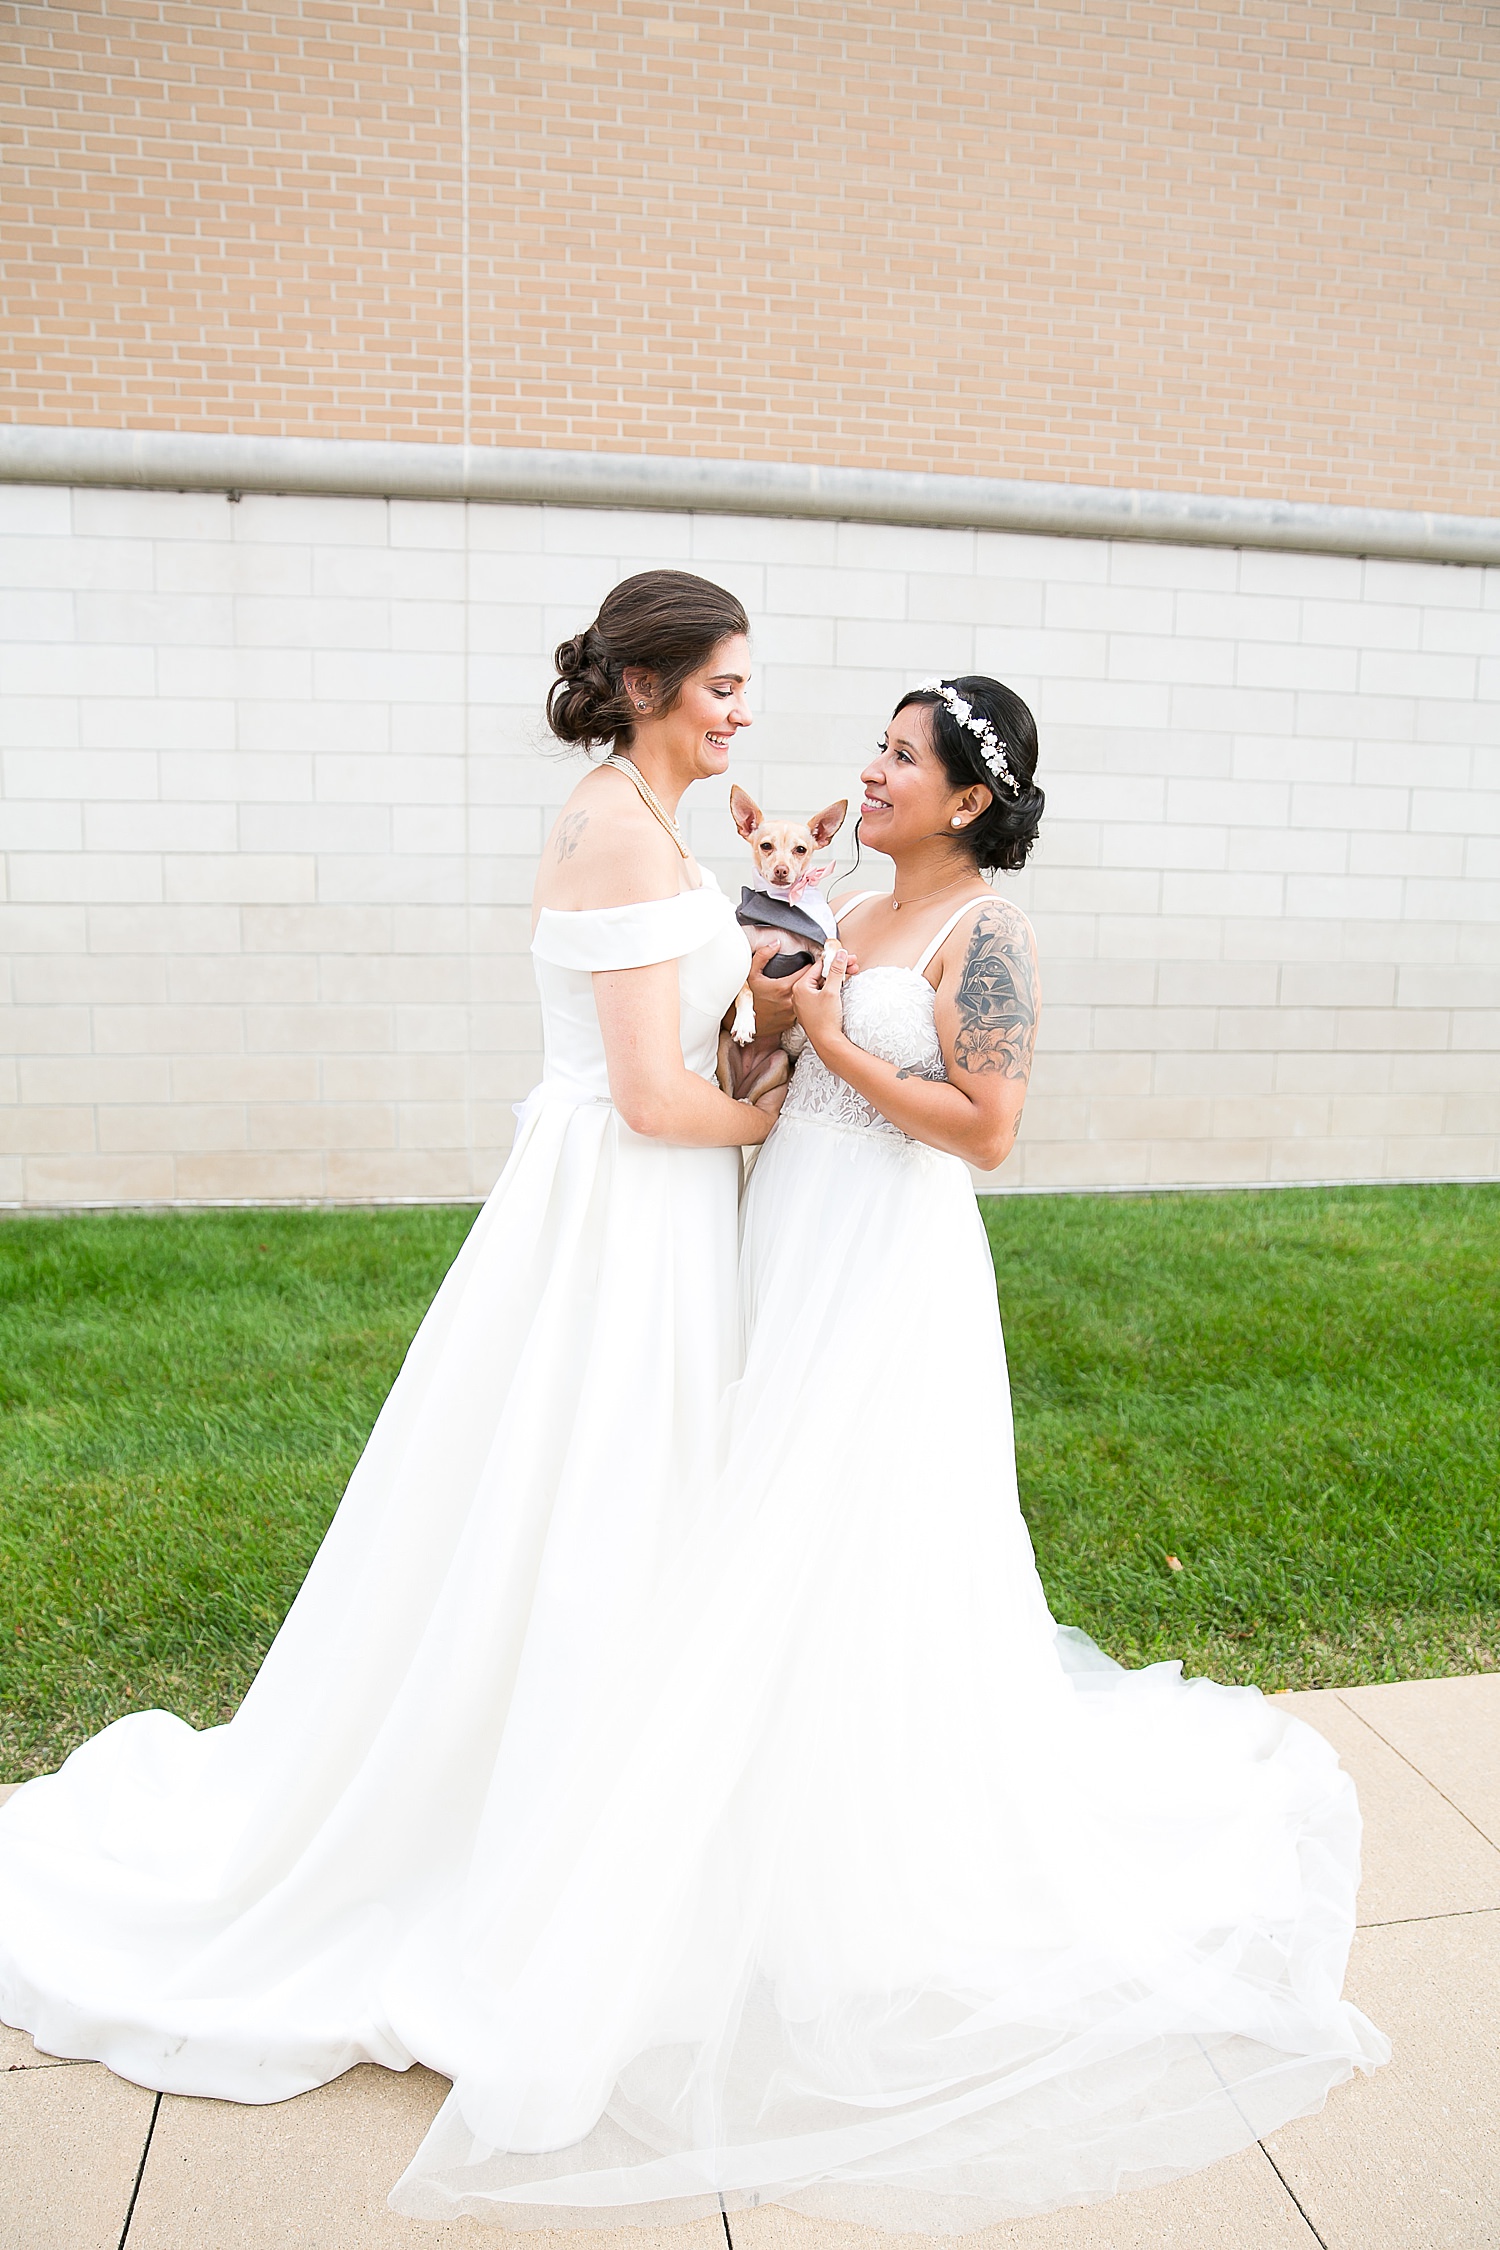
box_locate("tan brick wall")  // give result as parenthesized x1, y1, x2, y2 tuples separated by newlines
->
(2, 3, 463, 441)
(3, 2, 1498, 514)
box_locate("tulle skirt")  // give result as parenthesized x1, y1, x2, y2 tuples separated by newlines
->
(389, 1114, 1387, 2230)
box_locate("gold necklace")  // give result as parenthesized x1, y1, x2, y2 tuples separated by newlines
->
(605, 753, 690, 860)
(890, 873, 979, 913)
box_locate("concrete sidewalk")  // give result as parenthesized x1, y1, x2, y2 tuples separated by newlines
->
(3, 1674, 1498, 2250)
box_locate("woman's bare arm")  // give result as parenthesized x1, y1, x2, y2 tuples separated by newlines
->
(788, 903, 1038, 1169)
(595, 961, 781, 1145)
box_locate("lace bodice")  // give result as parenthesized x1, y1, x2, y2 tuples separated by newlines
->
(781, 967, 947, 1141)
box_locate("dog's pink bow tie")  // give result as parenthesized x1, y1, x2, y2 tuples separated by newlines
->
(789, 862, 834, 898)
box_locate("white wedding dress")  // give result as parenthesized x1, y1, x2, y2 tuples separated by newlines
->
(0, 877, 1385, 2236)
(391, 898, 1387, 2232)
(0, 881, 752, 2107)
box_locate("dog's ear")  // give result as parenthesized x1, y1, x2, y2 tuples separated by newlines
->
(808, 798, 848, 848)
(730, 784, 764, 840)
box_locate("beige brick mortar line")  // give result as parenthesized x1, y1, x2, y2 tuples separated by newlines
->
(3, 426, 1499, 566)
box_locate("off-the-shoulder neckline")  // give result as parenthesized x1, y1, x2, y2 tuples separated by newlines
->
(533, 869, 721, 921)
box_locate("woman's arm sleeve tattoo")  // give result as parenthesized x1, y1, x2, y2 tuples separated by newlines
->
(953, 905, 1038, 1078)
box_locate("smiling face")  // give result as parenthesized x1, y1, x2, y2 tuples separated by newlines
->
(625, 632, 752, 781)
(860, 699, 989, 853)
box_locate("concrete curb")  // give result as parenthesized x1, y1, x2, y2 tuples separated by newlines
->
(2, 1176, 1491, 1218)
(3, 425, 1499, 565)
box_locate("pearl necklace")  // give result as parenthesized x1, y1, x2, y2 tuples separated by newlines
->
(604, 754, 690, 860)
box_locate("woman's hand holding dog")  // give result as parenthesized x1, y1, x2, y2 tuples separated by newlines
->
(790, 948, 853, 1059)
(741, 939, 799, 1038)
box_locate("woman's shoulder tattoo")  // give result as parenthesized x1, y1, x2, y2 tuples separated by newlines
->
(952, 902, 1038, 1079)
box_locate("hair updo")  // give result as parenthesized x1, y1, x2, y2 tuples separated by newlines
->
(546, 570, 750, 751)
(890, 675, 1044, 874)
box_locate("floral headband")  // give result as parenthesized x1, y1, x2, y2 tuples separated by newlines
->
(894, 678, 1020, 798)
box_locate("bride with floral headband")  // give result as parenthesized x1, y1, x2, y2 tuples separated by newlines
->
(391, 672, 1387, 2230)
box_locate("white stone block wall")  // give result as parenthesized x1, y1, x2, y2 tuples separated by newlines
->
(1, 480, 1496, 1205)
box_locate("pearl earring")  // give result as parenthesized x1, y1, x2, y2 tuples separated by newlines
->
(951, 815, 965, 828)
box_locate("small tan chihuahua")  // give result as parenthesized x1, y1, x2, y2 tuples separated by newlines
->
(717, 784, 848, 1103)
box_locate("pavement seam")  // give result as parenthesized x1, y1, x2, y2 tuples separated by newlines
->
(1332, 1689, 1500, 1855)
(1361, 1903, 1500, 1930)
(1189, 2036, 1331, 2247)
(116, 2087, 162, 2250)
(1256, 2141, 1331, 2248)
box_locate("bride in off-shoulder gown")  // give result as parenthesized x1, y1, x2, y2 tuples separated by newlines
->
(0, 571, 787, 2155)
(0, 869, 755, 2109)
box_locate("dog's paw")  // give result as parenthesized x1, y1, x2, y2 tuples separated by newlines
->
(731, 992, 757, 1045)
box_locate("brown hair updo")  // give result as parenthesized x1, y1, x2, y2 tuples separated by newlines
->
(546, 570, 750, 752)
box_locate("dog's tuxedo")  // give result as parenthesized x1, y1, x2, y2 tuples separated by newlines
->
(735, 884, 838, 977)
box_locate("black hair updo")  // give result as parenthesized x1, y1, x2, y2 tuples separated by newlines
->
(889, 675, 1043, 874)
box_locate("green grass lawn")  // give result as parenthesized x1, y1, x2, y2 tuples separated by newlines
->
(982, 1183, 1499, 1695)
(1, 1186, 1496, 1782)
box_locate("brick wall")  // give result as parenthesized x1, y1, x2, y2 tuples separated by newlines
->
(4, 1, 1498, 514)
(2, 479, 1495, 1205)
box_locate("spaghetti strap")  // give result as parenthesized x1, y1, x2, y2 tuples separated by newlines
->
(913, 894, 992, 979)
(833, 890, 883, 925)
